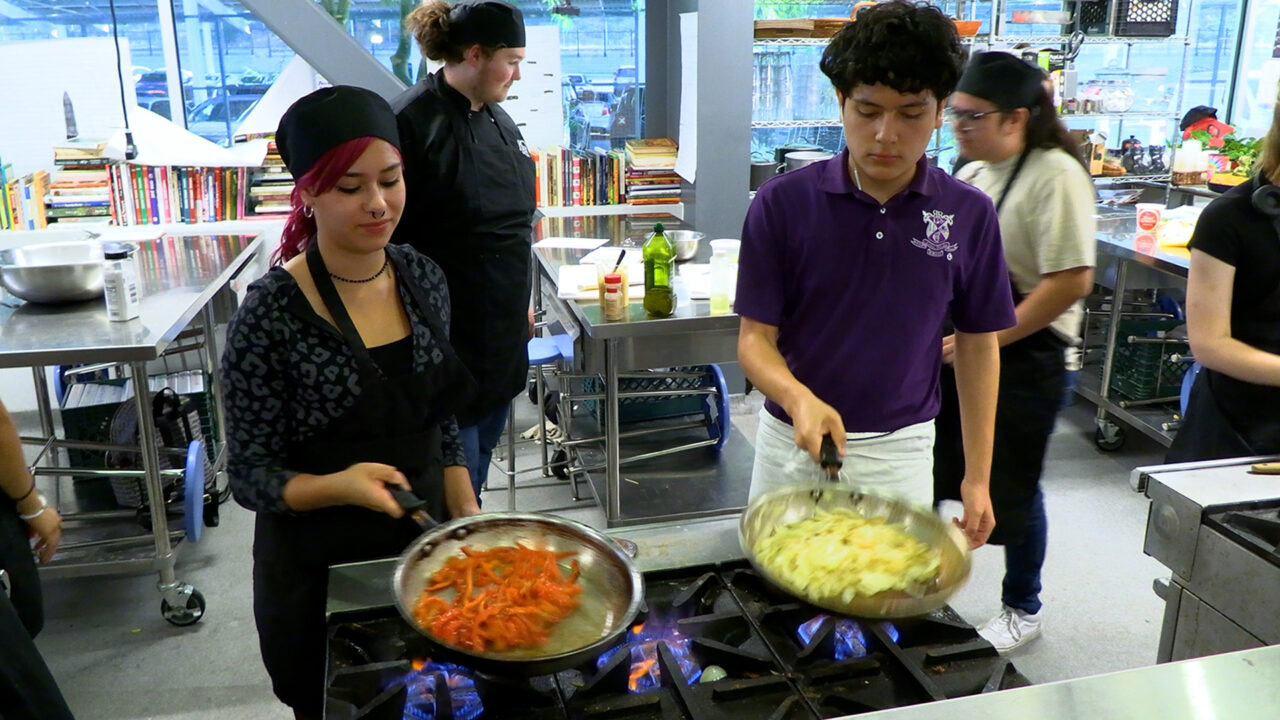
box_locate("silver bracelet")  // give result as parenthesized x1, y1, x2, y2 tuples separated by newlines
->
(18, 492, 47, 521)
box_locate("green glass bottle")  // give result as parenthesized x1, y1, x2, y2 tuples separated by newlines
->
(643, 222, 676, 317)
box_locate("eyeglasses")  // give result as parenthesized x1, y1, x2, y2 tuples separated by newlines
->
(944, 107, 1001, 128)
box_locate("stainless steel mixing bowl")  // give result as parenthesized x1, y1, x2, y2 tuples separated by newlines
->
(668, 230, 705, 261)
(0, 241, 105, 304)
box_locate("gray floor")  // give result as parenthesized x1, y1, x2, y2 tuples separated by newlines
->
(27, 392, 1168, 719)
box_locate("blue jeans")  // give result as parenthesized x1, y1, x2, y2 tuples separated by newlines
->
(459, 403, 512, 503)
(1002, 485, 1047, 615)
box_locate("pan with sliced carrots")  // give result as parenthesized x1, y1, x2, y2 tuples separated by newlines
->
(392, 511, 644, 676)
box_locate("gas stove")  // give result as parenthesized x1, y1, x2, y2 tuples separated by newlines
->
(1139, 458, 1280, 662)
(323, 559, 1028, 720)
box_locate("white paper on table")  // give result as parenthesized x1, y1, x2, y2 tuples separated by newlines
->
(678, 263, 711, 299)
(532, 237, 610, 250)
(557, 264, 645, 300)
(579, 246, 641, 266)
(674, 12, 698, 183)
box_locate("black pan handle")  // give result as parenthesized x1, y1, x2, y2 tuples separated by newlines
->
(820, 434, 842, 479)
(386, 484, 439, 530)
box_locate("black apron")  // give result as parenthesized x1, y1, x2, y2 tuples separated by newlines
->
(1166, 233, 1280, 461)
(443, 104, 536, 426)
(934, 150, 1068, 545)
(0, 503, 75, 720)
(252, 245, 475, 715)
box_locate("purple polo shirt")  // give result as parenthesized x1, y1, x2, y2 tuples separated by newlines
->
(736, 150, 1015, 432)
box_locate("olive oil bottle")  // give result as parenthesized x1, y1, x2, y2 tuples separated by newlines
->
(642, 222, 676, 317)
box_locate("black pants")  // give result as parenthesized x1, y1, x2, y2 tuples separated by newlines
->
(0, 506, 74, 720)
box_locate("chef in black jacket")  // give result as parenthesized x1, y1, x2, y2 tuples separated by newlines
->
(393, 0, 536, 500)
(1166, 108, 1280, 461)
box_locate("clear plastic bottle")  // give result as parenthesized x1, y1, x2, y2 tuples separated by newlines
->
(709, 245, 733, 315)
(103, 245, 140, 321)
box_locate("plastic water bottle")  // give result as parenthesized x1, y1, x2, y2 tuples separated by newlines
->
(709, 239, 740, 315)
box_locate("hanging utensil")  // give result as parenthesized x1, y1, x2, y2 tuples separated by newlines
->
(1066, 30, 1085, 64)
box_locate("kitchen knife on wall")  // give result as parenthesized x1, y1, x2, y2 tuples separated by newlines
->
(63, 91, 79, 140)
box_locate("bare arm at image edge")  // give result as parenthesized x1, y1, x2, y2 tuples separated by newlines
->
(1186, 248, 1280, 386)
(0, 398, 61, 563)
(737, 316, 846, 462)
(951, 330, 999, 548)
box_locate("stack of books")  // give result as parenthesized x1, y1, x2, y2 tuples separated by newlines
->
(247, 138, 293, 216)
(106, 163, 248, 225)
(624, 138, 681, 205)
(531, 146, 626, 208)
(45, 140, 113, 225)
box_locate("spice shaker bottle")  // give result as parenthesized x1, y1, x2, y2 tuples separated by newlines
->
(602, 272, 626, 321)
(103, 245, 140, 321)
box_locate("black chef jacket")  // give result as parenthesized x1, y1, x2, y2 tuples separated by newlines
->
(392, 69, 537, 426)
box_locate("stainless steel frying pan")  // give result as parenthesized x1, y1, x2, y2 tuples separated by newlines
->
(388, 490, 644, 676)
(738, 437, 972, 619)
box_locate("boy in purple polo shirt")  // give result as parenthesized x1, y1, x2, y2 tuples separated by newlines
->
(736, 1, 1015, 549)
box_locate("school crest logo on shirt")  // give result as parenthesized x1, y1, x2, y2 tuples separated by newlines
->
(911, 209, 958, 260)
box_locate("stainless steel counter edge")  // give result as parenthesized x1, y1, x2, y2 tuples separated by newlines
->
(326, 515, 746, 617)
(848, 643, 1280, 720)
(0, 231, 268, 367)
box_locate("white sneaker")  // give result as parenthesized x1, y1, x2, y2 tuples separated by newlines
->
(977, 606, 1041, 654)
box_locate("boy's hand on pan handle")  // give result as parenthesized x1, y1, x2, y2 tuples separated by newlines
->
(335, 462, 410, 518)
(790, 391, 846, 464)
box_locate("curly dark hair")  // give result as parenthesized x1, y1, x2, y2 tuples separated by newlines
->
(820, 1, 966, 101)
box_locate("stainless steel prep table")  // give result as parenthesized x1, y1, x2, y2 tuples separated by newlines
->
(2, 231, 265, 623)
(1081, 207, 1190, 451)
(533, 214, 752, 527)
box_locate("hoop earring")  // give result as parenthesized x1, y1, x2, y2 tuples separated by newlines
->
(302, 205, 314, 218)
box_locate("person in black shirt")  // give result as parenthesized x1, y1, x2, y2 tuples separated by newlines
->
(1166, 98, 1280, 462)
(0, 398, 73, 720)
(393, 0, 536, 501)
(222, 86, 478, 720)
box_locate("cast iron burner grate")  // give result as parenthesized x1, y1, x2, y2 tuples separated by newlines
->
(1207, 500, 1280, 564)
(324, 561, 1029, 719)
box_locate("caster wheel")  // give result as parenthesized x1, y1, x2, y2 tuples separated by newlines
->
(550, 448, 569, 480)
(162, 586, 206, 626)
(1095, 425, 1126, 452)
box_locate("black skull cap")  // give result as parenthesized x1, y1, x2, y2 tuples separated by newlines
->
(956, 51, 1046, 110)
(276, 85, 401, 179)
(450, 0, 526, 49)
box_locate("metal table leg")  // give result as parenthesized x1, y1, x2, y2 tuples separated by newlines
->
(131, 361, 205, 626)
(605, 338, 621, 525)
(31, 366, 59, 506)
(1097, 260, 1130, 442)
(200, 305, 228, 453)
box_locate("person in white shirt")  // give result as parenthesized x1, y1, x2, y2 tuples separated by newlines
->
(934, 52, 1097, 653)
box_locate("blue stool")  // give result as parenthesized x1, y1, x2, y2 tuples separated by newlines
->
(498, 336, 564, 511)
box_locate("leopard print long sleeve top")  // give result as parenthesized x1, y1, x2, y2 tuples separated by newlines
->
(221, 244, 466, 514)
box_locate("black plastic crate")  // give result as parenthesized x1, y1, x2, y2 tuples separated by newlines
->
(1073, 0, 1112, 35)
(1115, 0, 1177, 37)
(60, 374, 217, 507)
